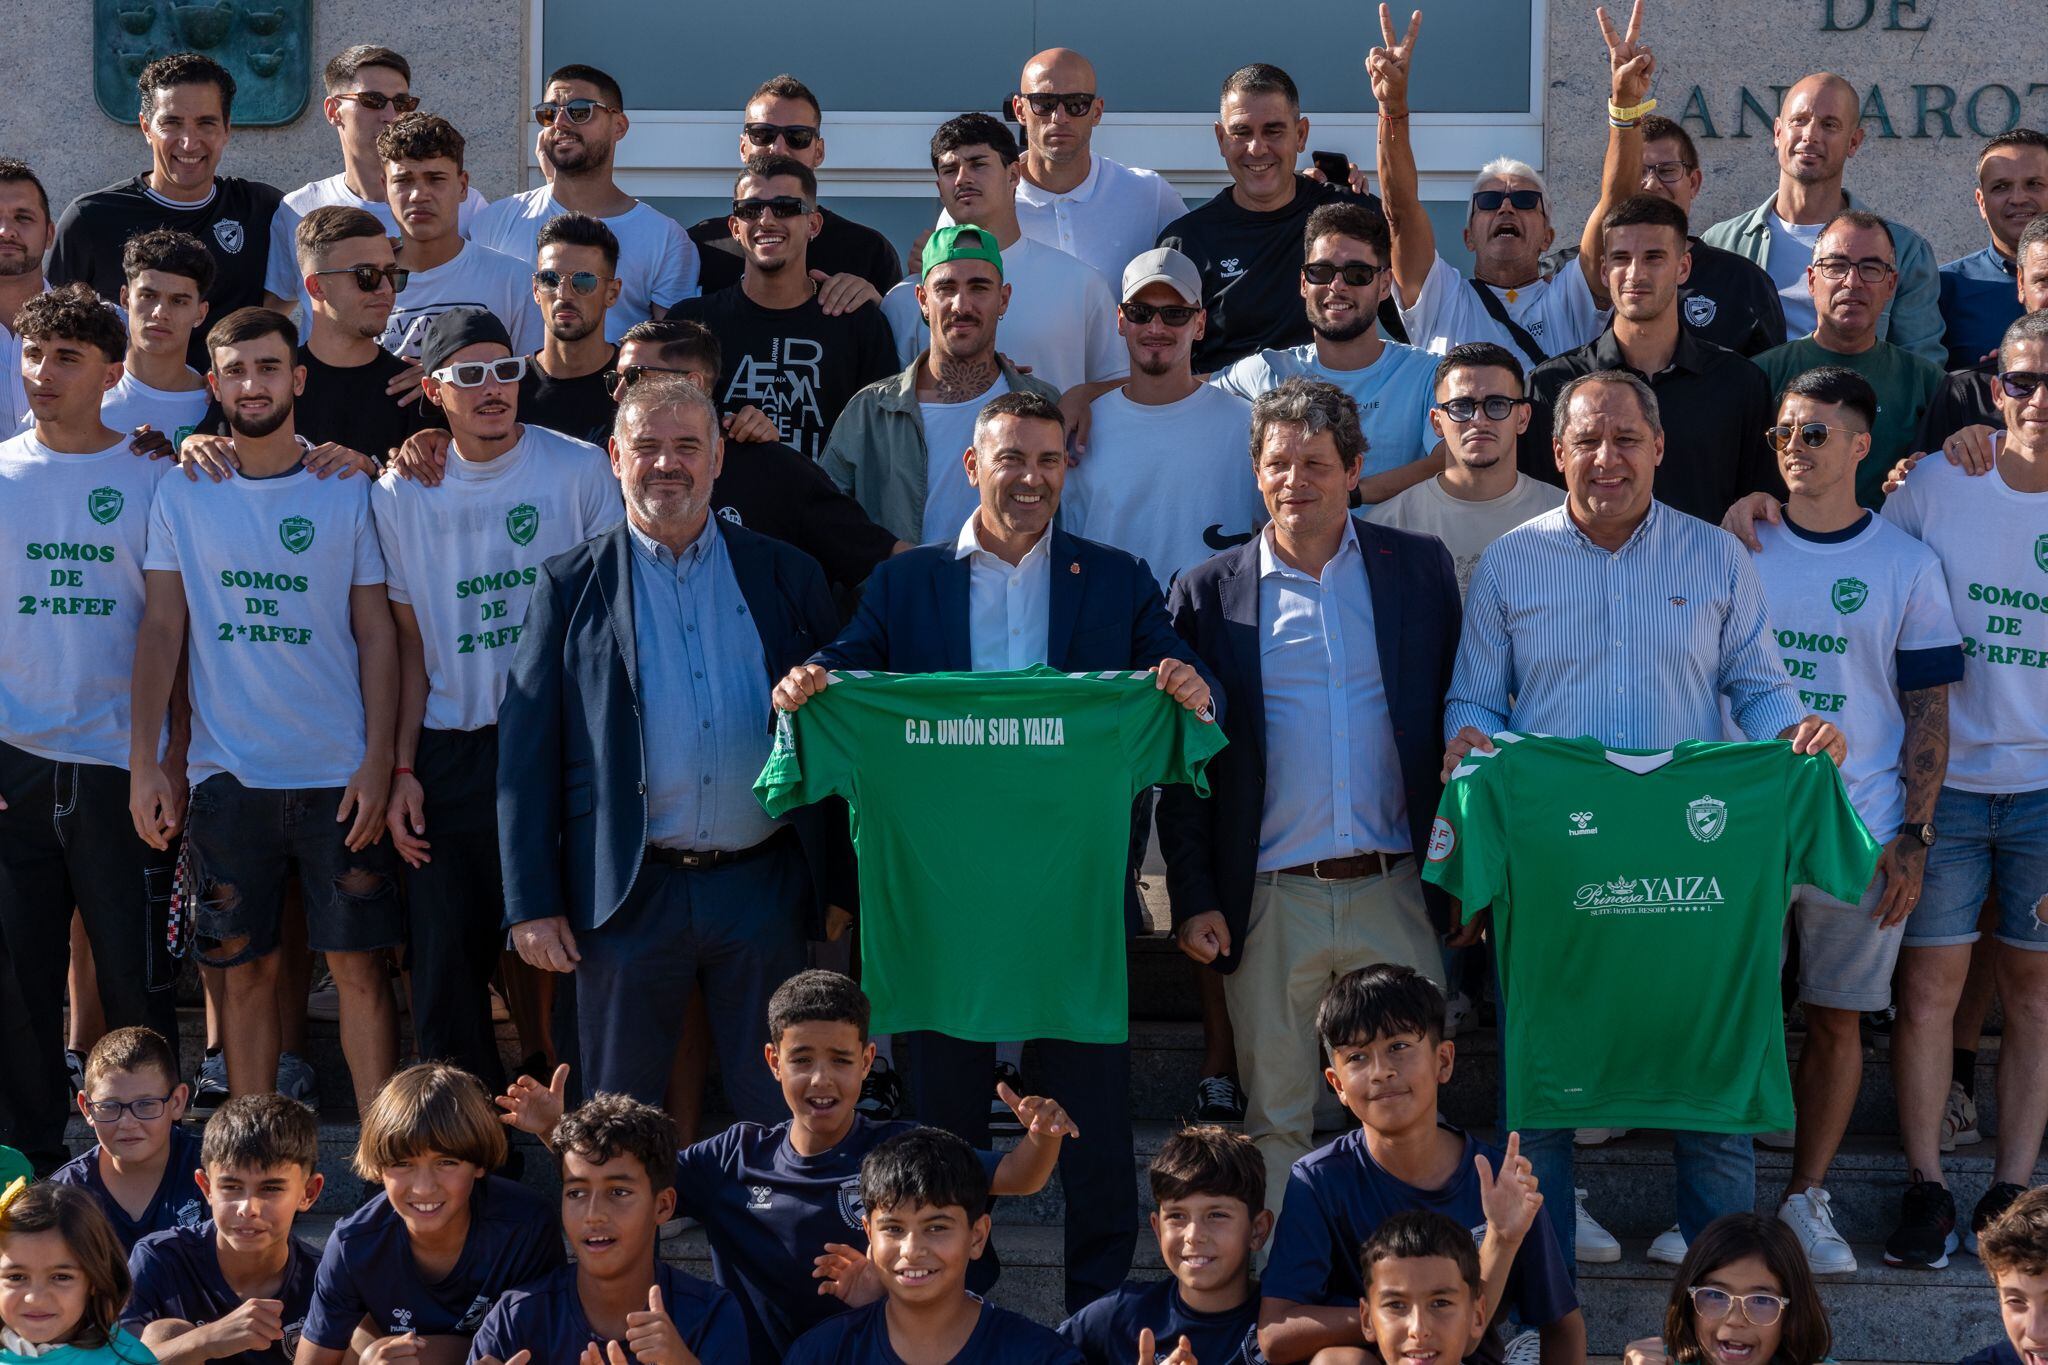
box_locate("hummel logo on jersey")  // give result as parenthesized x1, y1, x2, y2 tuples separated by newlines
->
(747, 1184, 774, 1210)
(1567, 811, 1598, 836)
(1687, 795, 1728, 842)
(1220, 257, 1244, 280)
(390, 1309, 413, 1331)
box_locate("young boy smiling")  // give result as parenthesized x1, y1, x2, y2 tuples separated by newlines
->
(783, 1127, 1083, 1364)
(468, 1094, 742, 1365)
(50, 1027, 205, 1253)
(498, 970, 1072, 1364)
(1358, 1211, 1491, 1365)
(1257, 966, 1581, 1365)
(1059, 1125, 1271, 1364)
(1962, 1187, 2048, 1365)
(126, 1093, 324, 1364)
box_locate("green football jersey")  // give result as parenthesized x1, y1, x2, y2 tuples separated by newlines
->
(755, 666, 1227, 1043)
(1423, 733, 1878, 1133)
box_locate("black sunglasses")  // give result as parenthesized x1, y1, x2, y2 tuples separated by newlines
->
(1303, 260, 1384, 287)
(742, 122, 819, 150)
(1436, 395, 1530, 422)
(1120, 301, 1201, 326)
(732, 196, 812, 222)
(1997, 370, 2048, 398)
(1015, 91, 1097, 118)
(602, 363, 693, 398)
(534, 98, 616, 127)
(1472, 188, 1544, 211)
(333, 90, 420, 114)
(311, 264, 409, 294)
(534, 269, 608, 296)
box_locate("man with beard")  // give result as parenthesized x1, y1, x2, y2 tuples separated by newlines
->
(674, 156, 897, 460)
(373, 309, 621, 1089)
(1628, 115, 1784, 357)
(497, 375, 847, 1111)
(130, 307, 402, 1108)
(0, 159, 54, 431)
(519, 213, 625, 444)
(471, 64, 698, 341)
(1521, 195, 1777, 524)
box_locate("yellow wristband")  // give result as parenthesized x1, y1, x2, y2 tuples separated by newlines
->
(1609, 98, 1657, 122)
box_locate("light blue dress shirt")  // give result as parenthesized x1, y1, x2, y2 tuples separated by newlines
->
(627, 518, 781, 851)
(1256, 519, 1410, 869)
(1443, 502, 1805, 749)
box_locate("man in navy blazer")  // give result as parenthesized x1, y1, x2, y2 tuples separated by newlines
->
(1157, 376, 1461, 1214)
(498, 376, 849, 1118)
(773, 389, 1217, 1313)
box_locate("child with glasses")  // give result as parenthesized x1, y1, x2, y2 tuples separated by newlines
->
(1621, 1214, 1833, 1365)
(47, 1027, 206, 1253)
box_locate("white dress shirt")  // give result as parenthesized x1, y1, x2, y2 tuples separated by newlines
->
(955, 514, 1052, 672)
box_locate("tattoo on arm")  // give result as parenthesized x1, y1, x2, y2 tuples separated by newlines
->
(1899, 685, 1949, 823)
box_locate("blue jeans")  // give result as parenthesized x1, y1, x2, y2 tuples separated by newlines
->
(1520, 1126, 1755, 1265)
(1904, 787, 2048, 949)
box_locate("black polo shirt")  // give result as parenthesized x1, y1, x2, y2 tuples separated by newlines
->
(1679, 235, 1785, 358)
(1519, 325, 1781, 523)
(1919, 364, 2001, 448)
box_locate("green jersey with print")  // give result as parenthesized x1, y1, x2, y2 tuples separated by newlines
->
(755, 666, 1226, 1043)
(1423, 734, 1878, 1132)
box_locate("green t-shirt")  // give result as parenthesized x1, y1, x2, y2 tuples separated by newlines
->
(755, 666, 1226, 1043)
(1754, 337, 1945, 509)
(1422, 733, 1878, 1132)
(0, 1145, 28, 1188)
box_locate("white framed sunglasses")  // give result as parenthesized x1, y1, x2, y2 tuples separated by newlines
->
(432, 356, 528, 388)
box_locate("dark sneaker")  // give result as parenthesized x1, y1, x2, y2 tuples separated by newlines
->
(1883, 1172, 1958, 1268)
(1969, 1181, 2029, 1254)
(189, 1048, 230, 1117)
(1193, 1074, 1247, 1122)
(857, 1057, 906, 1122)
(990, 1061, 1025, 1135)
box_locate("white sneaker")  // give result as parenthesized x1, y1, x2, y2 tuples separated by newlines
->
(276, 1051, 320, 1110)
(1443, 991, 1477, 1040)
(1574, 1189, 1621, 1263)
(1754, 1129, 1796, 1150)
(1501, 1329, 1542, 1365)
(1649, 1224, 1688, 1265)
(1574, 1127, 1629, 1146)
(1941, 1081, 1980, 1151)
(1778, 1187, 1857, 1274)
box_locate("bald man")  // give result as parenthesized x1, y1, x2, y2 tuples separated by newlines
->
(939, 48, 1185, 284)
(1703, 72, 1943, 363)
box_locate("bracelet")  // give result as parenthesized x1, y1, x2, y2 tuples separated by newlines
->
(1609, 117, 1639, 129)
(1609, 97, 1657, 122)
(393, 766, 413, 776)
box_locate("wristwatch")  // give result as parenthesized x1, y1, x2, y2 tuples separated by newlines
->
(1910, 822, 1937, 847)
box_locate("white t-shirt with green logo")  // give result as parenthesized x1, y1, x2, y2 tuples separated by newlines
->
(1745, 516, 1961, 841)
(1883, 455, 2048, 792)
(100, 370, 210, 448)
(0, 431, 168, 767)
(144, 456, 387, 788)
(371, 424, 622, 732)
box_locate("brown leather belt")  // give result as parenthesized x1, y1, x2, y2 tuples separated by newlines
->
(644, 827, 791, 871)
(1276, 850, 1410, 881)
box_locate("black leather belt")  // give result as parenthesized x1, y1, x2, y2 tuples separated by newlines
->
(1277, 850, 1410, 881)
(644, 827, 790, 871)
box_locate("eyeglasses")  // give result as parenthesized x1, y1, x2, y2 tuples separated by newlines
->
(1015, 91, 1098, 118)
(310, 264, 410, 294)
(1640, 159, 1694, 185)
(534, 99, 616, 127)
(1120, 300, 1201, 326)
(1812, 256, 1895, 283)
(1996, 370, 2048, 398)
(602, 363, 693, 398)
(742, 122, 819, 150)
(534, 269, 609, 296)
(1687, 1286, 1789, 1327)
(1766, 421, 1855, 451)
(82, 1094, 174, 1124)
(1472, 189, 1545, 211)
(731, 196, 812, 222)
(432, 356, 528, 388)
(333, 90, 420, 114)
(1303, 259, 1385, 287)
(1437, 395, 1530, 422)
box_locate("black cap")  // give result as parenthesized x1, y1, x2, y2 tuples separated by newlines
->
(418, 308, 513, 376)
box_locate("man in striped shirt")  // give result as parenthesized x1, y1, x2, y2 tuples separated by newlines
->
(1439, 369, 1846, 1266)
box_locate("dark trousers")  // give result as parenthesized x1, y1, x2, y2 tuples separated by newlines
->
(570, 835, 808, 1122)
(405, 726, 506, 1090)
(901, 1030, 1137, 1314)
(0, 741, 176, 1169)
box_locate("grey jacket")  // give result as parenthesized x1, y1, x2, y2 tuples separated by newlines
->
(1701, 189, 1945, 365)
(819, 354, 1062, 544)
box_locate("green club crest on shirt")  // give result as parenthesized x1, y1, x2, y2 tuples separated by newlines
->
(87, 486, 124, 525)
(279, 515, 315, 555)
(1831, 576, 1868, 614)
(1687, 795, 1728, 843)
(2036, 534, 2048, 573)
(506, 503, 539, 547)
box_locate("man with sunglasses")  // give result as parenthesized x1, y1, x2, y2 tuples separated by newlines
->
(373, 308, 621, 1089)
(1629, 115, 1783, 359)
(1755, 212, 1944, 509)
(882, 114, 1124, 398)
(519, 213, 625, 445)
(1702, 73, 1943, 364)
(262, 45, 488, 326)
(673, 156, 897, 461)
(1725, 366, 1963, 1277)
(471, 64, 698, 342)
(688, 75, 903, 300)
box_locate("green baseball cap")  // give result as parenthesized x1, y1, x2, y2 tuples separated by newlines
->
(921, 224, 1004, 279)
